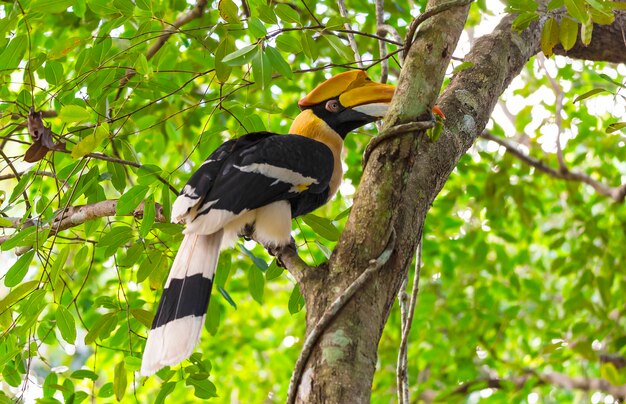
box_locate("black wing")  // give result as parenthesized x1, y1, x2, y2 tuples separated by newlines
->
(174, 132, 334, 227)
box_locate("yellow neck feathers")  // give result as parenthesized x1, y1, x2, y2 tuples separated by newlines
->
(288, 109, 344, 197)
(289, 110, 343, 153)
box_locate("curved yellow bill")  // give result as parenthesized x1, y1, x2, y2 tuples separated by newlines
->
(298, 71, 395, 109)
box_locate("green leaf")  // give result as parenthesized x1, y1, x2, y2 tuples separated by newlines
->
(124, 356, 141, 371)
(600, 362, 621, 385)
(540, 17, 560, 57)
(248, 18, 267, 38)
(0, 35, 27, 72)
(215, 37, 235, 83)
(2, 365, 21, 387)
(238, 244, 268, 270)
(607, 122, 626, 133)
(580, 16, 593, 45)
(59, 105, 91, 123)
(323, 34, 352, 61)
(71, 123, 109, 158)
(140, 195, 155, 237)
(248, 265, 265, 304)
(49, 246, 69, 285)
(31, 0, 74, 13)
(222, 44, 257, 66)
(130, 308, 153, 328)
(590, 7, 615, 24)
(559, 17, 578, 50)
(265, 46, 292, 79)
(155, 382, 176, 404)
(206, 298, 221, 335)
(512, 12, 539, 31)
(256, 4, 277, 24)
(98, 382, 114, 398)
(275, 4, 300, 23)
(0, 280, 39, 312)
(288, 284, 305, 314)
(218, 285, 237, 309)
(5, 250, 35, 287)
(137, 250, 166, 283)
(265, 260, 284, 280)
(116, 185, 149, 215)
(218, 0, 240, 23)
(564, 0, 589, 23)
(108, 161, 126, 193)
(97, 226, 133, 248)
(186, 378, 217, 399)
(9, 171, 33, 204)
(251, 48, 272, 89)
(452, 61, 475, 74)
(302, 213, 341, 241)
(573, 88, 608, 103)
(55, 305, 76, 344)
(44, 61, 64, 86)
(301, 32, 318, 61)
(71, 370, 99, 381)
(276, 35, 302, 54)
(134, 54, 152, 77)
(113, 361, 127, 401)
(85, 313, 117, 344)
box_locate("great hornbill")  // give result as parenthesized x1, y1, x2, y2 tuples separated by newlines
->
(140, 71, 400, 376)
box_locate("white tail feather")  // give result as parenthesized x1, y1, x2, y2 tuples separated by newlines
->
(141, 231, 222, 376)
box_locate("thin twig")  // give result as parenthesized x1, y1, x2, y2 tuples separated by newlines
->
(481, 132, 626, 202)
(363, 120, 435, 167)
(0, 149, 32, 213)
(538, 55, 567, 171)
(0, 170, 56, 181)
(336, 0, 363, 68)
(396, 238, 422, 404)
(405, 0, 474, 51)
(375, 0, 388, 82)
(115, 0, 209, 100)
(286, 229, 397, 404)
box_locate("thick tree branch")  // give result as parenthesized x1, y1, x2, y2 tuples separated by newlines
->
(290, 229, 396, 404)
(481, 131, 626, 202)
(420, 370, 626, 402)
(0, 200, 166, 248)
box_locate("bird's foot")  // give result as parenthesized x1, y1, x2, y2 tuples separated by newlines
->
(266, 238, 298, 268)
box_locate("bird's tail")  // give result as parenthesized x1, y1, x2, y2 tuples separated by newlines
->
(140, 230, 223, 376)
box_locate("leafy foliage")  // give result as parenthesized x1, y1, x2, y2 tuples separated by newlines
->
(0, 0, 625, 402)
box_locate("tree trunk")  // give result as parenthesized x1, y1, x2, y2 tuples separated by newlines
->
(293, 5, 626, 403)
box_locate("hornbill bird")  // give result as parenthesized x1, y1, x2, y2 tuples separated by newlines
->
(140, 71, 399, 376)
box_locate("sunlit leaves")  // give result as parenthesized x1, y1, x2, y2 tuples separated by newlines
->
(114, 361, 127, 401)
(564, 0, 590, 23)
(0, 35, 27, 72)
(248, 265, 265, 304)
(541, 18, 560, 57)
(116, 185, 149, 215)
(71, 123, 110, 158)
(221, 44, 257, 66)
(4, 250, 35, 287)
(559, 17, 578, 50)
(55, 305, 76, 344)
(59, 105, 91, 124)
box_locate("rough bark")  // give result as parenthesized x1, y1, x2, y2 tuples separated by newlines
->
(294, 1, 471, 402)
(292, 4, 626, 403)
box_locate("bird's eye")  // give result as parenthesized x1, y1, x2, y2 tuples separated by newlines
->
(325, 99, 341, 113)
